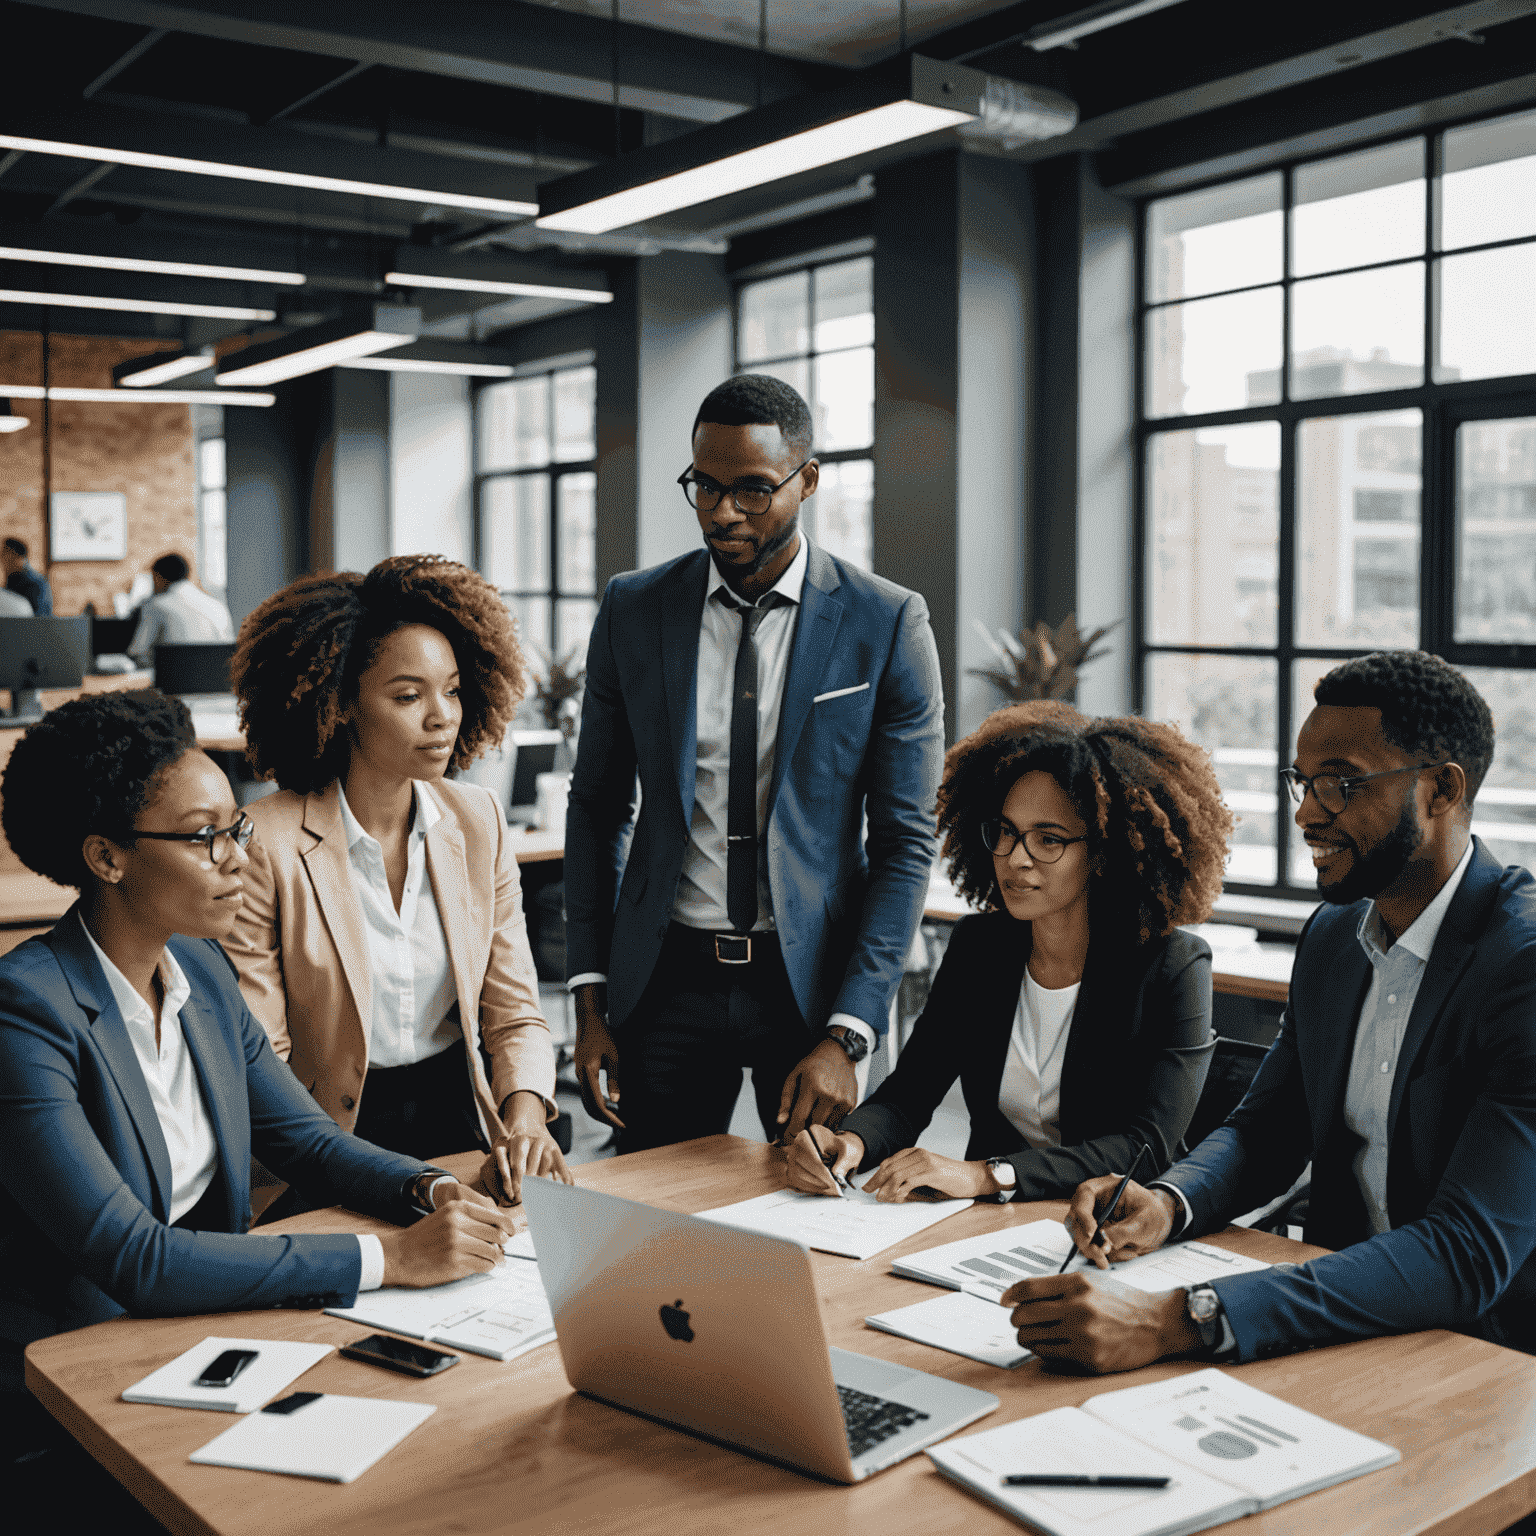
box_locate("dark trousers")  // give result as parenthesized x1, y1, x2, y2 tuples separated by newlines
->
(616, 924, 812, 1155)
(352, 1044, 485, 1163)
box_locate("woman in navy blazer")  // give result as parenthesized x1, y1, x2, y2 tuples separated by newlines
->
(0, 690, 516, 1382)
(788, 702, 1233, 1204)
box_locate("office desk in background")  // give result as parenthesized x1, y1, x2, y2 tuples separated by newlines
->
(25, 1137, 1536, 1536)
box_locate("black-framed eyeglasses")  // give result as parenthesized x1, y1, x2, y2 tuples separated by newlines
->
(676, 459, 811, 517)
(1281, 762, 1450, 816)
(134, 812, 254, 861)
(980, 820, 1088, 864)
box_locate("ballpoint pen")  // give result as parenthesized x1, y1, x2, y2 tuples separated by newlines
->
(1059, 1141, 1150, 1273)
(1003, 1474, 1170, 1489)
(805, 1127, 850, 1199)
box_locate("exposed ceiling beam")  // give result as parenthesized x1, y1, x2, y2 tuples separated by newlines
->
(80, 24, 167, 99)
(262, 59, 372, 126)
(16, 0, 841, 122)
(45, 161, 115, 214)
(0, 150, 23, 181)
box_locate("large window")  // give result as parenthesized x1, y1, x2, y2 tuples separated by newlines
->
(1139, 106, 1536, 893)
(734, 255, 874, 570)
(475, 361, 598, 666)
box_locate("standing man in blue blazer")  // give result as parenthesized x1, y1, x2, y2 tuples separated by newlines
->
(565, 375, 944, 1152)
(1001, 652, 1536, 1367)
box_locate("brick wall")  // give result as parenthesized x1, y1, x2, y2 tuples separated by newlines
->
(0, 331, 198, 616)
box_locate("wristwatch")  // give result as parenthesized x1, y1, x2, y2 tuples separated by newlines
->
(984, 1156, 1018, 1203)
(824, 1024, 870, 1064)
(406, 1169, 457, 1217)
(1186, 1285, 1225, 1353)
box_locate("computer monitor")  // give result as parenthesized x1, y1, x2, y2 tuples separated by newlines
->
(154, 642, 235, 696)
(509, 729, 562, 810)
(90, 616, 139, 657)
(0, 617, 90, 725)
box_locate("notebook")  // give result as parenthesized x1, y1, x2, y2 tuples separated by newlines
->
(121, 1336, 333, 1414)
(190, 1392, 435, 1483)
(928, 1369, 1400, 1536)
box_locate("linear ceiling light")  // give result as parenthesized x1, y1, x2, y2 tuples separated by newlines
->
(341, 356, 514, 377)
(1023, 0, 1188, 50)
(0, 398, 28, 432)
(0, 245, 306, 285)
(0, 384, 273, 406)
(0, 134, 538, 218)
(383, 271, 613, 303)
(216, 303, 420, 387)
(0, 288, 275, 321)
(114, 349, 215, 387)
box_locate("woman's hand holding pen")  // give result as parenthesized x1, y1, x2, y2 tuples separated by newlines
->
(786, 1125, 864, 1194)
(1062, 1175, 1178, 1269)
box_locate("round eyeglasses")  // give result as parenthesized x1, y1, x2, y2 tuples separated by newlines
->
(1281, 762, 1449, 817)
(676, 459, 811, 517)
(134, 811, 255, 861)
(979, 819, 1087, 864)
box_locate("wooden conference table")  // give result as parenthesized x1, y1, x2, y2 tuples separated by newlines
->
(26, 1138, 1536, 1536)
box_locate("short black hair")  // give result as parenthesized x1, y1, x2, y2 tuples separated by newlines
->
(693, 374, 814, 461)
(3, 537, 27, 558)
(152, 552, 190, 583)
(1, 689, 196, 889)
(1313, 651, 1496, 804)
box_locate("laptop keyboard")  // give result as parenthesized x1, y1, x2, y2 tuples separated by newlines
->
(838, 1384, 930, 1460)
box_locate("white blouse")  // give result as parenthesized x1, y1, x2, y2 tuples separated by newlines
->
(996, 969, 1080, 1150)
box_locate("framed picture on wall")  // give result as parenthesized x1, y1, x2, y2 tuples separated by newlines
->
(51, 491, 128, 561)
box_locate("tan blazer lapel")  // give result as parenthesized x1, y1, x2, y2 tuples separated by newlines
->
(299, 784, 374, 1041)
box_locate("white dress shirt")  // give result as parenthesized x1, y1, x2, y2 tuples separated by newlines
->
(570, 537, 875, 1051)
(997, 970, 1080, 1149)
(338, 782, 462, 1068)
(129, 579, 235, 660)
(77, 914, 387, 1288)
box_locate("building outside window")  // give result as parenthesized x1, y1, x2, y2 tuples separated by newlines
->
(734, 254, 874, 570)
(475, 360, 598, 670)
(1139, 105, 1536, 893)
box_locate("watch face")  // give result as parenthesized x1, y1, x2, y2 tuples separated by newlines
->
(1188, 1288, 1220, 1322)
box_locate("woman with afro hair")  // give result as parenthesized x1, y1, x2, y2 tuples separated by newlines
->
(223, 555, 570, 1207)
(786, 699, 1234, 1206)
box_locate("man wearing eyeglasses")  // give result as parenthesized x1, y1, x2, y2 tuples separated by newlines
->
(564, 374, 943, 1152)
(1000, 650, 1536, 1368)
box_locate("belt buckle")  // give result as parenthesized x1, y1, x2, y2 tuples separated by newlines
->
(714, 933, 752, 965)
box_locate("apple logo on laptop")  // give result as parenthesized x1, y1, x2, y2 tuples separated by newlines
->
(659, 1300, 694, 1342)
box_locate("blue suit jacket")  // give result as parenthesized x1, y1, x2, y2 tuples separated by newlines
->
(0, 912, 431, 1350)
(1161, 839, 1536, 1358)
(565, 540, 945, 1037)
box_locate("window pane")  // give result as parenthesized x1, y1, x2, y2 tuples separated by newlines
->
(1296, 410, 1422, 648)
(1146, 423, 1280, 646)
(556, 598, 597, 667)
(812, 257, 873, 351)
(1435, 245, 1536, 384)
(809, 459, 872, 570)
(478, 377, 549, 471)
(199, 437, 225, 490)
(1146, 654, 1277, 885)
(1289, 263, 1425, 399)
(552, 366, 596, 462)
(738, 270, 809, 363)
(1455, 417, 1536, 644)
(1146, 287, 1282, 417)
(1460, 666, 1536, 871)
(1439, 107, 1536, 250)
(743, 357, 810, 406)
(1288, 657, 1355, 884)
(1291, 139, 1426, 278)
(508, 595, 552, 658)
(482, 475, 550, 593)
(814, 348, 873, 451)
(199, 489, 226, 589)
(556, 471, 596, 594)
(1145, 173, 1282, 302)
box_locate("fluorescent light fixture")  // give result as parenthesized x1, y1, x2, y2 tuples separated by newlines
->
(217, 303, 420, 387)
(0, 244, 306, 285)
(1024, 0, 1187, 50)
(342, 356, 514, 377)
(0, 287, 275, 320)
(0, 384, 273, 405)
(0, 133, 539, 218)
(0, 398, 28, 432)
(114, 349, 216, 387)
(384, 270, 613, 303)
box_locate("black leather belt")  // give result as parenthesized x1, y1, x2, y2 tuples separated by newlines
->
(668, 922, 780, 966)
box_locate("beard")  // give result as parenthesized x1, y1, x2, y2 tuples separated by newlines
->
(1316, 795, 1424, 905)
(703, 514, 799, 577)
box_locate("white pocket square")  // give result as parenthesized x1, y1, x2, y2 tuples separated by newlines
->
(813, 682, 871, 704)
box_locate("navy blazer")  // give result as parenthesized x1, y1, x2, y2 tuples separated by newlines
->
(565, 540, 945, 1037)
(1161, 839, 1536, 1359)
(0, 911, 431, 1351)
(842, 915, 1215, 1197)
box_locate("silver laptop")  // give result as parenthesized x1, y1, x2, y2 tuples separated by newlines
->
(522, 1179, 999, 1484)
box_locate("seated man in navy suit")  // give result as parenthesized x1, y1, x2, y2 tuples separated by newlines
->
(1001, 652, 1536, 1368)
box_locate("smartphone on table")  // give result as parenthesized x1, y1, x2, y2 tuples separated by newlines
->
(339, 1334, 460, 1378)
(195, 1349, 259, 1388)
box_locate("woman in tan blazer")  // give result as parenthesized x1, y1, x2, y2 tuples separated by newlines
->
(223, 555, 569, 1204)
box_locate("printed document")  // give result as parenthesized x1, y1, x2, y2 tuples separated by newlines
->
(866, 1290, 1032, 1369)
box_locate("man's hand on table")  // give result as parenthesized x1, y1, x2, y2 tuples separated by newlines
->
(776, 1039, 857, 1143)
(1062, 1176, 1180, 1269)
(1003, 1271, 1199, 1374)
(379, 1184, 518, 1288)
(862, 1148, 1003, 1202)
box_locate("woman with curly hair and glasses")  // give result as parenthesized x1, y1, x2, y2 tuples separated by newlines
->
(786, 699, 1233, 1205)
(223, 555, 570, 1207)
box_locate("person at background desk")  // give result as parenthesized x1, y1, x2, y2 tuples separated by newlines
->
(565, 374, 944, 1151)
(127, 551, 234, 665)
(787, 701, 1229, 1203)
(1007, 652, 1536, 1369)
(222, 556, 568, 1205)
(1, 537, 50, 616)
(0, 691, 515, 1472)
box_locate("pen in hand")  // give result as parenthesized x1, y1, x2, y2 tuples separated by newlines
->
(1060, 1141, 1150, 1273)
(1003, 1475, 1170, 1489)
(803, 1126, 850, 1199)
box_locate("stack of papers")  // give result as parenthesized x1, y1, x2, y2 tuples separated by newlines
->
(867, 1291, 1032, 1369)
(696, 1183, 973, 1261)
(122, 1337, 333, 1414)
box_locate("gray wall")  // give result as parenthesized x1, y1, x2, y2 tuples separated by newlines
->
(391, 371, 474, 565)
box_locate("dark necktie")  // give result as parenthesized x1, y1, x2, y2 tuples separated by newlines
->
(724, 592, 780, 934)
